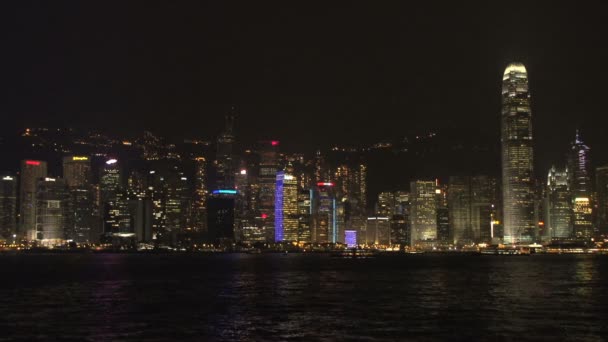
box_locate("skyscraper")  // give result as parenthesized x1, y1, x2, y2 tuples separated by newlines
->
(568, 131, 593, 239)
(216, 108, 236, 190)
(410, 180, 437, 244)
(0, 174, 17, 241)
(62, 156, 91, 188)
(19, 160, 48, 240)
(258, 140, 279, 242)
(596, 165, 608, 237)
(36, 177, 69, 245)
(274, 171, 298, 242)
(63, 156, 94, 243)
(501, 62, 535, 244)
(545, 166, 572, 238)
(192, 157, 208, 232)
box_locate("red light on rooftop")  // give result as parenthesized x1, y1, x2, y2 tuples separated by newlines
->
(261, 213, 268, 219)
(271, 141, 279, 146)
(25, 160, 41, 166)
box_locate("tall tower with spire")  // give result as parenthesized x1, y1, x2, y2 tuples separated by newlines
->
(501, 62, 535, 244)
(568, 130, 593, 239)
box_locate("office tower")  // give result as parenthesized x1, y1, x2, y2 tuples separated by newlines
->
(366, 216, 390, 245)
(501, 62, 535, 244)
(100, 159, 129, 235)
(128, 198, 153, 242)
(297, 189, 312, 242)
(35, 177, 69, 245)
(435, 184, 450, 243)
(449, 177, 472, 245)
(471, 176, 498, 243)
(63, 156, 94, 243)
(127, 171, 147, 199)
(449, 176, 498, 245)
(192, 157, 208, 232)
(390, 191, 411, 246)
(410, 180, 437, 244)
(545, 166, 572, 238)
(274, 171, 299, 242)
(100, 159, 121, 204)
(207, 191, 236, 245)
(390, 214, 409, 246)
(164, 172, 190, 234)
(376, 192, 395, 216)
(19, 160, 48, 240)
(216, 109, 236, 190)
(568, 131, 593, 238)
(596, 165, 608, 237)
(258, 140, 279, 242)
(62, 156, 91, 188)
(313, 182, 337, 243)
(0, 174, 17, 240)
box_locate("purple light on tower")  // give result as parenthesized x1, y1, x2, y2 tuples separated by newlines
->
(274, 171, 285, 242)
(345, 230, 357, 248)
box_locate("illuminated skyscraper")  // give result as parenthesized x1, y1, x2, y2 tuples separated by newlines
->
(216, 108, 236, 190)
(100, 159, 129, 235)
(449, 177, 472, 245)
(19, 160, 48, 240)
(501, 62, 535, 244)
(274, 171, 299, 242)
(0, 174, 17, 240)
(62, 156, 91, 188)
(63, 156, 94, 243)
(568, 131, 593, 238)
(297, 189, 312, 242)
(596, 165, 608, 237)
(545, 166, 572, 238)
(36, 177, 69, 245)
(258, 140, 279, 242)
(410, 180, 437, 244)
(192, 157, 208, 232)
(313, 182, 337, 243)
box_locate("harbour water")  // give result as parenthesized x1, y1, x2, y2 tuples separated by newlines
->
(1, 253, 606, 341)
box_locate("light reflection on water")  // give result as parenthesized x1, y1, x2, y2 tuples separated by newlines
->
(0, 253, 606, 341)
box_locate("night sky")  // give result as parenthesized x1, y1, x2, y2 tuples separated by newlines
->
(1, 1, 608, 174)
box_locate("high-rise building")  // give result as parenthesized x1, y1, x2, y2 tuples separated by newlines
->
(207, 192, 236, 245)
(568, 131, 593, 239)
(127, 198, 153, 242)
(596, 165, 608, 237)
(366, 216, 390, 245)
(449, 177, 472, 245)
(448, 176, 497, 245)
(258, 140, 279, 242)
(100, 159, 129, 236)
(501, 62, 535, 244)
(62, 156, 91, 188)
(410, 180, 437, 244)
(63, 156, 94, 243)
(313, 182, 337, 243)
(274, 171, 299, 242)
(435, 184, 450, 243)
(0, 174, 17, 241)
(19, 160, 48, 240)
(545, 166, 572, 238)
(192, 157, 208, 232)
(376, 192, 395, 216)
(36, 177, 69, 245)
(216, 109, 236, 190)
(297, 189, 312, 242)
